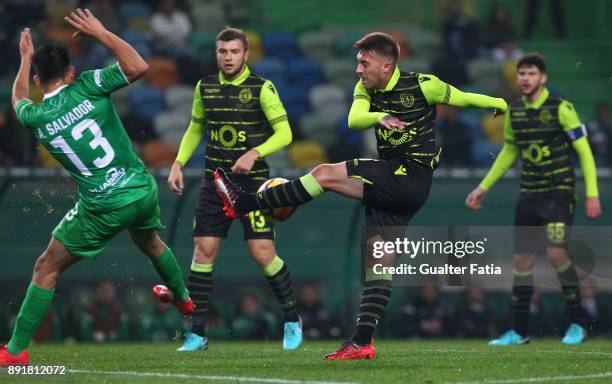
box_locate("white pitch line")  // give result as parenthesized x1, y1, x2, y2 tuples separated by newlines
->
(539, 350, 612, 356)
(447, 371, 612, 384)
(70, 369, 359, 384)
(421, 348, 612, 356)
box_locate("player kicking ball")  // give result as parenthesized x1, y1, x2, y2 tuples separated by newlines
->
(0, 9, 192, 366)
(214, 32, 507, 360)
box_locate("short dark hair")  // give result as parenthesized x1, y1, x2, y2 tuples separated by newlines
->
(216, 27, 249, 51)
(353, 32, 400, 64)
(517, 52, 546, 73)
(32, 41, 71, 85)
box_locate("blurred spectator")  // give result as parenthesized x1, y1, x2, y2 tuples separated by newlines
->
(587, 103, 611, 166)
(231, 290, 278, 340)
(455, 284, 496, 338)
(296, 282, 341, 339)
(442, 0, 482, 61)
(0, 107, 37, 166)
(485, 3, 523, 63)
(151, 0, 192, 51)
(206, 302, 231, 339)
(0, 0, 46, 73)
(437, 106, 473, 166)
(581, 280, 611, 337)
(432, 56, 468, 87)
(32, 311, 61, 343)
(137, 300, 183, 342)
(86, 280, 127, 342)
(527, 288, 555, 336)
(523, 0, 567, 39)
(83, 0, 121, 34)
(399, 281, 450, 338)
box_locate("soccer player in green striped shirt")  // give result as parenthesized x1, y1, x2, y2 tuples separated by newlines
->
(215, 32, 507, 360)
(166, 28, 301, 351)
(0, 9, 192, 366)
(466, 53, 602, 346)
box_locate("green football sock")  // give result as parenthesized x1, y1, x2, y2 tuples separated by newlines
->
(7, 283, 54, 355)
(151, 246, 189, 302)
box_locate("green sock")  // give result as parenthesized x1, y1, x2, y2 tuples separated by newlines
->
(151, 246, 189, 302)
(7, 283, 54, 354)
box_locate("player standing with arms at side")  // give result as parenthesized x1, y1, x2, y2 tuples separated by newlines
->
(215, 32, 507, 360)
(166, 28, 301, 351)
(0, 9, 192, 366)
(466, 53, 601, 346)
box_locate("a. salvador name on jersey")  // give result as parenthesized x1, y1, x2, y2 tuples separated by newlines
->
(43, 100, 95, 137)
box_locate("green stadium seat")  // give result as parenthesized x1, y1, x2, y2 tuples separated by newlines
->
(334, 30, 364, 58)
(0, 83, 11, 110)
(298, 30, 335, 62)
(299, 112, 340, 148)
(322, 58, 358, 91)
(165, 85, 195, 114)
(110, 84, 132, 118)
(467, 58, 501, 82)
(191, 3, 227, 31)
(309, 84, 347, 113)
(190, 30, 217, 58)
(223, 0, 253, 25)
(401, 26, 442, 62)
(265, 148, 291, 168)
(399, 57, 431, 74)
(153, 111, 191, 148)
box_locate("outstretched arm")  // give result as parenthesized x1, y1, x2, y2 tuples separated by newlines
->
(65, 8, 148, 82)
(12, 28, 34, 108)
(419, 74, 507, 113)
(446, 86, 507, 113)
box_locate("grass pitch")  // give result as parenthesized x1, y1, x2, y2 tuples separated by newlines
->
(2, 339, 612, 383)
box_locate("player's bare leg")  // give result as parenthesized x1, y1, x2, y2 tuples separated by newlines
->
(547, 246, 586, 344)
(247, 239, 302, 350)
(310, 163, 363, 199)
(1, 238, 79, 366)
(130, 229, 193, 315)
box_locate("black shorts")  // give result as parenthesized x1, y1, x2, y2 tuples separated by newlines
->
(514, 193, 575, 253)
(346, 158, 432, 227)
(193, 179, 275, 241)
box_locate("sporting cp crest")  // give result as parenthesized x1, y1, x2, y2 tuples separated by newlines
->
(400, 92, 415, 108)
(239, 88, 253, 104)
(539, 109, 552, 124)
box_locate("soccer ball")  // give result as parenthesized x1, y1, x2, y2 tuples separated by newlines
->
(257, 178, 297, 222)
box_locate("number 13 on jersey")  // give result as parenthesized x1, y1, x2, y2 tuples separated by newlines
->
(49, 118, 115, 176)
